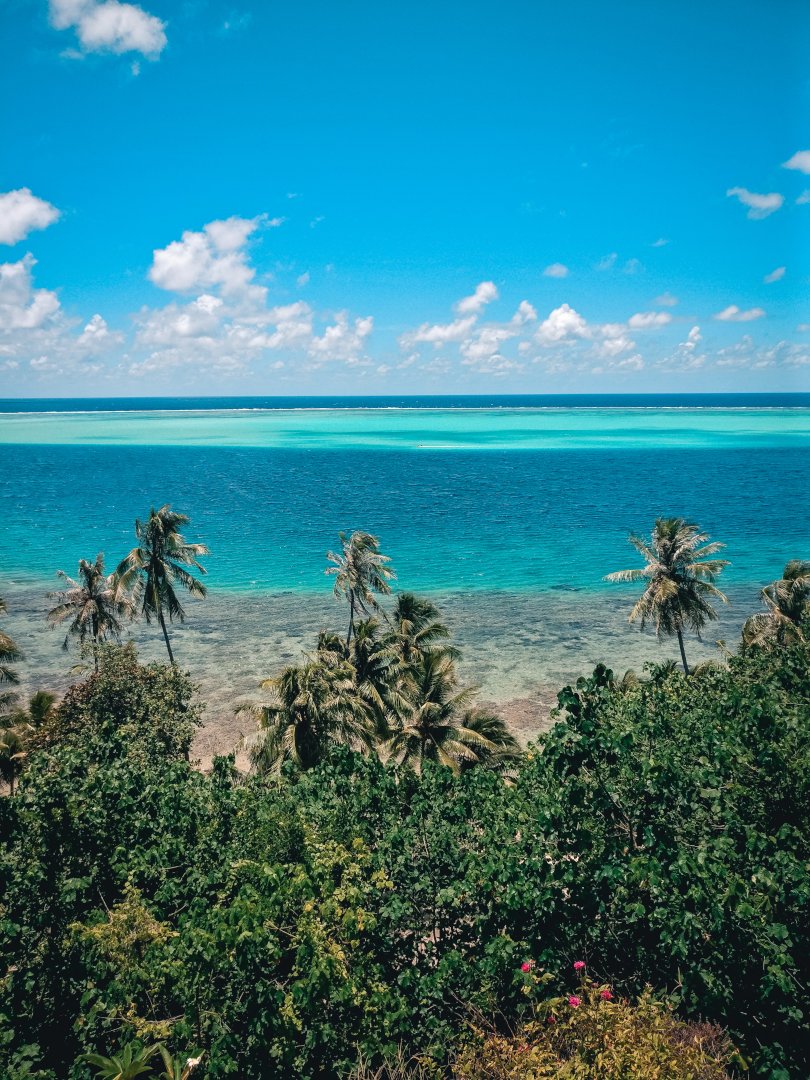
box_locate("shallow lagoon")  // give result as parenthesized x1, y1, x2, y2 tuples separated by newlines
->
(1, 402, 808, 760)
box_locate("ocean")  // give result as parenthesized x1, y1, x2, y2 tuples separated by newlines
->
(2, 395, 808, 762)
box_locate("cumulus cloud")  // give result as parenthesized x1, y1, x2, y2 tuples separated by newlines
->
(149, 217, 265, 300)
(726, 187, 784, 219)
(763, 266, 785, 284)
(0, 256, 60, 330)
(797, 190, 810, 206)
(50, 0, 167, 58)
(783, 150, 810, 174)
(714, 305, 766, 322)
(542, 262, 569, 278)
(77, 313, 123, 352)
(308, 312, 373, 363)
(511, 300, 537, 325)
(655, 292, 678, 307)
(0, 189, 61, 246)
(402, 316, 476, 347)
(628, 311, 672, 329)
(535, 303, 590, 345)
(657, 325, 705, 371)
(455, 281, 498, 314)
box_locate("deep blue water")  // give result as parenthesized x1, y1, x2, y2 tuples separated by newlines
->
(2, 392, 810, 412)
(1, 443, 806, 592)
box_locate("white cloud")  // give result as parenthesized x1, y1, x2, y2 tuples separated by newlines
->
(628, 311, 672, 329)
(149, 217, 264, 300)
(459, 325, 518, 365)
(296, 271, 310, 288)
(651, 238, 668, 247)
(612, 354, 644, 371)
(596, 323, 635, 358)
(535, 303, 589, 345)
(543, 262, 569, 278)
(714, 305, 766, 322)
(657, 325, 705, 372)
(511, 300, 537, 325)
(797, 190, 810, 206)
(623, 258, 642, 274)
(0, 255, 60, 330)
(763, 266, 785, 284)
(455, 281, 498, 314)
(401, 316, 476, 347)
(0, 189, 61, 246)
(50, 0, 167, 58)
(655, 292, 678, 307)
(798, 323, 810, 332)
(596, 253, 617, 271)
(726, 187, 784, 219)
(77, 313, 123, 352)
(308, 312, 373, 363)
(783, 150, 810, 174)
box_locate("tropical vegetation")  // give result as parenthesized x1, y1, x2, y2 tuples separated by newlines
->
(1, 516, 809, 1078)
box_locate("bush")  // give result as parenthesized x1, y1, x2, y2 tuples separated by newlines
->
(456, 974, 735, 1078)
(1, 641, 808, 1077)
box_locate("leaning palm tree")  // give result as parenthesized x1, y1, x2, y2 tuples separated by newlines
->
(47, 553, 136, 670)
(117, 506, 209, 664)
(241, 652, 376, 773)
(326, 531, 395, 644)
(605, 517, 729, 675)
(385, 652, 515, 775)
(742, 560, 810, 649)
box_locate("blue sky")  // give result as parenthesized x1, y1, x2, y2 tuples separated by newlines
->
(1, 0, 809, 395)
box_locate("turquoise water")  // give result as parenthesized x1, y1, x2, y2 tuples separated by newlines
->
(1, 399, 808, 760)
(1, 405, 809, 451)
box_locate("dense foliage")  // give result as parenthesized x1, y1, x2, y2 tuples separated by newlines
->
(1, 633, 808, 1078)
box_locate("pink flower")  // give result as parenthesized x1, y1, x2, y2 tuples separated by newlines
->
(568, 995, 581, 1008)
(600, 989, 613, 1001)
(520, 960, 534, 973)
(573, 960, 586, 971)
(547, 1014, 556, 1024)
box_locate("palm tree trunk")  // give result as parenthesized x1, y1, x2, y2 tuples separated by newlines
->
(157, 605, 175, 664)
(92, 613, 99, 672)
(346, 594, 356, 647)
(676, 629, 690, 675)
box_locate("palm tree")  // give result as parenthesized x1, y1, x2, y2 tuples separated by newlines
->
(117, 505, 209, 664)
(742, 560, 810, 649)
(0, 596, 23, 690)
(242, 652, 376, 773)
(47, 553, 136, 670)
(385, 652, 516, 774)
(325, 531, 395, 644)
(387, 593, 459, 668)
(605, 517, 729, 675)
(0, 690, 56, 794)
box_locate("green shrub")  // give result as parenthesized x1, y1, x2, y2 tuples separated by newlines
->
(1, 641, 808, 1077)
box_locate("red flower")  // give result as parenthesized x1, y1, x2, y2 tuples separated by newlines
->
(573, 960, 586, 971)
(600, 989, 613, 1001)
(520, 960, 534, 973)
(568, 995, 582, 1008)
(547, 1014, 556, 1024)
